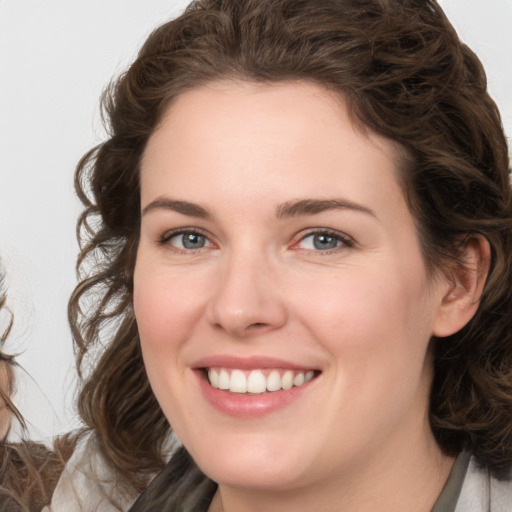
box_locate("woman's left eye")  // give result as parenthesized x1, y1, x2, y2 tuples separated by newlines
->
(295, 231, 352, 252)
(165, 231, 213, 250)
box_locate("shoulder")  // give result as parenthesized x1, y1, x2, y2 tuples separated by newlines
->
(455, 456, 512, 512)
(43, 431, 178, 512)
(42, 433, 139, 512)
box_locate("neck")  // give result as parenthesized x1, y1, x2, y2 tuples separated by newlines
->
(209, 424, 454, 512)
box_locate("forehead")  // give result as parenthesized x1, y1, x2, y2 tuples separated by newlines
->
(139, 81, 414, 237)
(154, 80, 401, 152)
(142, 80, 404, 192)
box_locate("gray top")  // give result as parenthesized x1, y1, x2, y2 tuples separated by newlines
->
(432, 451, 471, 512)
(455, 455, 512, 512)
(432, 450, 512, 512)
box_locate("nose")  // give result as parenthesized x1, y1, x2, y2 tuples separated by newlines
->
(207, 251, 287, 338)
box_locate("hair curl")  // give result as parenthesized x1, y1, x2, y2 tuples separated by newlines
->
(69, 0, 512, 492)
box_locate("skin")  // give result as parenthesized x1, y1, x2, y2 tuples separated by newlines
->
(134, 81, 487, 512)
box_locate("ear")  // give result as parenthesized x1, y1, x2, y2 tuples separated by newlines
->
(433, 235, 491, 338)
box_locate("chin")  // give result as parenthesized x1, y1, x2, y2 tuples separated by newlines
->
(186, 435, 312, 490)
(201, 459, 307, 491)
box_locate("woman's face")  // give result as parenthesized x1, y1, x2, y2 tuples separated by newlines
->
(134, 81, 450, 491)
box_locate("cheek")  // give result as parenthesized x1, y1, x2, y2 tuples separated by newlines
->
(133, 264, 206, 420)
(293, 260, 435, 376)
(133, 262, 208, 355)
(291, 265, 436, 445)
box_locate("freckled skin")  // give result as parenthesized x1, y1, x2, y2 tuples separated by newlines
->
(134, 81, 458, 511)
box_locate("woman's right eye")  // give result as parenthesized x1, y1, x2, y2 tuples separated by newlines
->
(164, 231, 214, 251)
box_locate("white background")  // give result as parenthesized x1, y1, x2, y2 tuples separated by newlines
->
(0, 0, 511, 443)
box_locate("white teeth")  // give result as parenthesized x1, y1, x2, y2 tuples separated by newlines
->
(247, 370, 267, 393)
(229, 369, 247, 393)
(293, 372, 305, 387)
(282, 370, 294, 390)
(208, 369, 219, 388)
(266, 370, 282, 392)
(218, 369, 230, 390)
(207, 368, 316, 393)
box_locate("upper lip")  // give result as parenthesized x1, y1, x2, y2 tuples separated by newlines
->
(192, 355, 318, 371)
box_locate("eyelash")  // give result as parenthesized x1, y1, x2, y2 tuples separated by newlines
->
(158, 228, 354, 254)
(159, 228, 214, 252)
(292, 229, 354, 254)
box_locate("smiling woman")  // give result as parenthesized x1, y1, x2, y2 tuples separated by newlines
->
(134, 82, 462, 504)
(47, 0, 512, 511)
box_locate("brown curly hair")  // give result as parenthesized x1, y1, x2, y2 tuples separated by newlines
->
(69, 0, 512, 493)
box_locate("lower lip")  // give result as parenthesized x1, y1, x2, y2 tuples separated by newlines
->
(195, 371, 316, 418)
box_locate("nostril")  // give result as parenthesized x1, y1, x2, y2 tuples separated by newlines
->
(248, 322, 268, 329)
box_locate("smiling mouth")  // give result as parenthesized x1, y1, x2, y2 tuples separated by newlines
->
(205, 368, 319, 394)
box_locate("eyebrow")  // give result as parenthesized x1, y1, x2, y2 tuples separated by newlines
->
(141, 197, 376, 220)
(276, 199, 376, 219)
(142, 197, 211, 218)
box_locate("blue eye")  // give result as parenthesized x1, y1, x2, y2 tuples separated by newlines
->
(297, 231, 351, 251)
(167, 231, 212, 250)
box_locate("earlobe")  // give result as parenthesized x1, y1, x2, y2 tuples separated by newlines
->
(433, 235, 491, 338)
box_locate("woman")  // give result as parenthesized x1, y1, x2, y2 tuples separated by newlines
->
(49, 0, 512, 510)
(0, 273, 74, 511)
